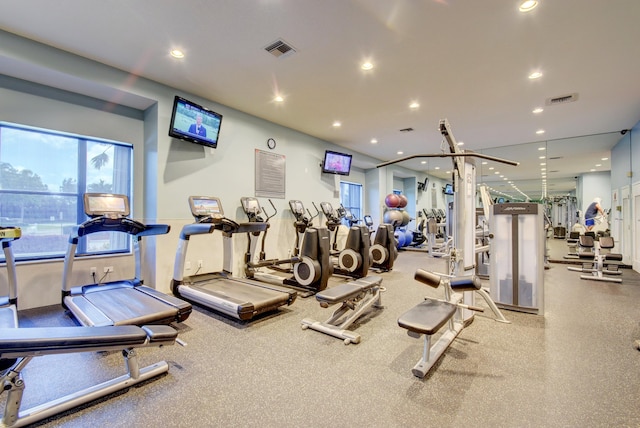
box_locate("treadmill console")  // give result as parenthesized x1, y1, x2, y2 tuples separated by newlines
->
(189, 196, 224, 222)
(84, 193, 130, 219)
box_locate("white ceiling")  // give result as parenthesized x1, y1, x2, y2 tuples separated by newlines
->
(1, 0, 639, 200)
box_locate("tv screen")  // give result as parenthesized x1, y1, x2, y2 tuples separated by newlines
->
(443, 183, 454, 195)
(169, 96, 222, 149)
(322, 150, 352, 176)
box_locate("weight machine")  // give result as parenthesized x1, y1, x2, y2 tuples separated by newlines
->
(378, 119, 512, 377)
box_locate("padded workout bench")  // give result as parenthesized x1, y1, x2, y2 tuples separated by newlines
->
(301, 275, 383, 344)
(567, 235, 622, 283)
(0, 318, 178, 427)
(397, 270, 484, 378)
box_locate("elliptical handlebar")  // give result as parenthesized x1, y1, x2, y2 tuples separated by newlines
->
(309, 202, 320, 223)
(264, 199, 277, 222)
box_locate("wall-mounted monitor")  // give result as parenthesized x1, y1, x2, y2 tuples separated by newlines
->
(169, 96, 223, 149)
(497, 197, 505, 204)
(443, 183, 454, 195)
(322, 150, 352, 176)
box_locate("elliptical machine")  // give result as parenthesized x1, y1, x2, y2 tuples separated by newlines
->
(289, 200, 320, 257)
(240, 197, 331, 297)
(369, 222, 397, 272)
(319, 201, 371, 279)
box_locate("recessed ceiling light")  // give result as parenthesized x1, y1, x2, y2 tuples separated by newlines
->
(538, 147, 546, 151)
(409, 101, 420, 109)
(397, 151, 403, 155)
(332, 121, 341, 128)
(595, 164, 602, 167)
(361, 62, 374, 71)
(494, 171, 500, 175)
(457, 141, 464, 146)
(536, 129, 545, 134)
(482, 161, 488, 165)
(541, 168, 546, 171)
(590, 169, 596, 172)
(435, 167, 440, 170)
(446, 171, 451, 174)
(421, 161, 426, 164)
(370, 138, 378, 144)
(274, 95, 284, 103)
(489, 167, 495, 170)
(540, 162, 546, 166)
(532, 107, 544, 114)
(519, 1, 538, 12)
(529, 71, 543, 80)
(601, 157, 609, 161)
(170, 49, 185, 59)
(539, 155, 546, 159)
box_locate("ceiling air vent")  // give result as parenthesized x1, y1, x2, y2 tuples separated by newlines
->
(548, 156, 563, 160)
(264, 39, 296, 58)
(545, 93, 579, 106)
(399, 128, 414, 132)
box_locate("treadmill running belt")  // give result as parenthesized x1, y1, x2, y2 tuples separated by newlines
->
(83, 287, 177, 326)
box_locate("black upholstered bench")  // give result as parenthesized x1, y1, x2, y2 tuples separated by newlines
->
(301, 275, 383, 344)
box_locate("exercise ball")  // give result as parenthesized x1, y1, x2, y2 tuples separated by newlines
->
(397, 194, 408, 208)
(405, 230, 414, 245)
(394, 231, 406, 248)
(384, 193, 401, 208)
(383, 209, 403, 227)
(400, 210, 411, 226)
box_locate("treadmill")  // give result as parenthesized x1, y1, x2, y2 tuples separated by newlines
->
(171, 196, 297, 321)
(61, 193, 192, 327)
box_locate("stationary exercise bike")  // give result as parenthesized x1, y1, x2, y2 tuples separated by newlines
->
(319, 201, 371, 279)
(241, 197, 331, 296)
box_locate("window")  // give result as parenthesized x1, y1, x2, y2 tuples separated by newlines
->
(0, 123, 133, 261)
(340, 181, 363, 226)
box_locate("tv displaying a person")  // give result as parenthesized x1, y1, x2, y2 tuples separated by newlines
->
(169, 96, 223, 148)
(188, 114, 207, 137)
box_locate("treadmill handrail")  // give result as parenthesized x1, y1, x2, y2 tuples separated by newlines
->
(70, 217, 170, 243)
(179, 223, 216, 239)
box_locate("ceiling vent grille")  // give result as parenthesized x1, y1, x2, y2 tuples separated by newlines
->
(264, 39, 296, 58)
(546, 93, 579, 106)
(399, 127, 414, 132)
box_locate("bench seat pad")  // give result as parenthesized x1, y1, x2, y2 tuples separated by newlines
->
(398, 299, 456, 335)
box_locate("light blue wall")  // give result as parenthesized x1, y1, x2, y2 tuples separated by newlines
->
(0, 30, 395, 307)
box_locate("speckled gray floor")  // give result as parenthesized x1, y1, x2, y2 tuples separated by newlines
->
(5, 238, 640, 427)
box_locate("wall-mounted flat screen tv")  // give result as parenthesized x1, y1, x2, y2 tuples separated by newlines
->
(322, 150, 352, 176)
(443, 183, 454, 195)
(169, 96, 222, 148)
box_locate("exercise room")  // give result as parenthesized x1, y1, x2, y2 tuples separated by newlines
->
(0, 1, 639, 427)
